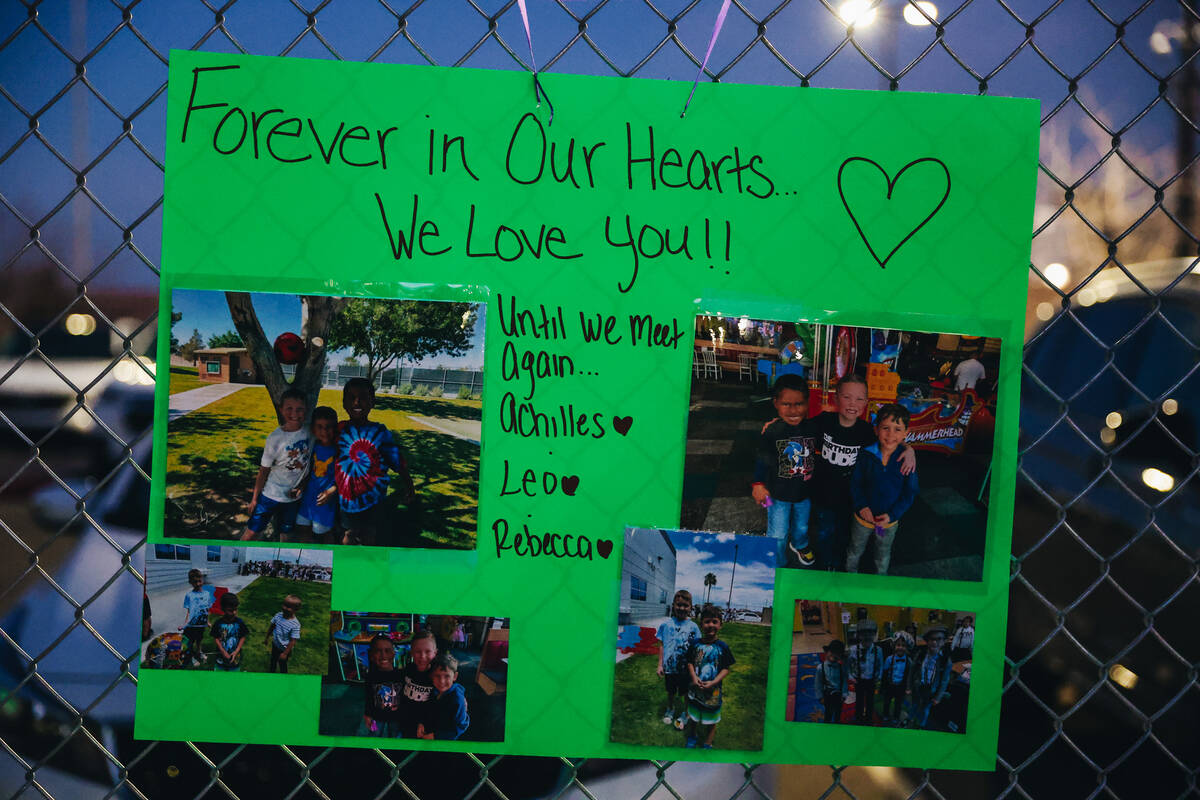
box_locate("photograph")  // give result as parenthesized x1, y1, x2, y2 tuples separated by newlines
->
(787, 600, 973, 733)
(682, 315, 1000, 580)
(141, 545, 333, 675)
(611, 527, 774, 752)
(317, 613, 508, 743)
(164, 289, 485, 550)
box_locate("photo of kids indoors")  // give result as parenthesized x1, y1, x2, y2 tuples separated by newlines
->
(140, 546, 332, 675)
(681, 316, 1001, 581)
(611, 527, 774, 751)
(786, 600, 973, 733)
(165, 289, 485, 551)
(318, 613, 508, 743)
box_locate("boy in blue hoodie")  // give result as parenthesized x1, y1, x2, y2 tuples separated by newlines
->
(846, 404, 919, 575)
(417, 653, 470, 741)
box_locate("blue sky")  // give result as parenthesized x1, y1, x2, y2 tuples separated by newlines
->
(665, 530, 776, 613)
(173, 289, 487, 370)
(0, 2, 1182, 295)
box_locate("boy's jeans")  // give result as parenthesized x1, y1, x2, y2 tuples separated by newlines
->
(767, 498, 810, 567)
(845, 516, 899, 575)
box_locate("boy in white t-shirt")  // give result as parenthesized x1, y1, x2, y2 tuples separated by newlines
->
(240, 389, 312, 541)
(264, 594, 302, 673)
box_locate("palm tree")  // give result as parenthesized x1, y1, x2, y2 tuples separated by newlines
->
(703, 572, 717, 604)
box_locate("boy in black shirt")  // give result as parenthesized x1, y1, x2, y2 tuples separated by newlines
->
(210, 592, 248, 672)
(362, 634, 404, 737)
(751, 374, 817, 567)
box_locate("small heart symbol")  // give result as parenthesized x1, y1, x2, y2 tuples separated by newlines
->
(613, 416, 633, 436)
(837, 156, 950, 269)
(561, 475, 580, 496)
(597, 539, 613, 559)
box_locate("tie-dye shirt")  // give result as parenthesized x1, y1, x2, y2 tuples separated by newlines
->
(335, 421, 405, 513)
(656, 617, 701, 675)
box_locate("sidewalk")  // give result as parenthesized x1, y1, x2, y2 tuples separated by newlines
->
(407, 414, 481, 445)
(142, 573, 261, 661)
(168, 382, 250, 421)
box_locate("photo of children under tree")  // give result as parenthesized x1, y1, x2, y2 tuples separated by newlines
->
(611, 528, 774, 752)
(141, 545, 332, 675)
(683, 315, 1000, 580)
(165, 289, 484, 550)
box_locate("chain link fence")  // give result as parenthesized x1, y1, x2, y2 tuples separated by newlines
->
(1, 0, 1195, 797)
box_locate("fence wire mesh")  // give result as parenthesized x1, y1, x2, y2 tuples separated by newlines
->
(0, 0, 1196, 798)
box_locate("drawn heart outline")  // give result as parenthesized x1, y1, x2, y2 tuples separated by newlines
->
(837, 156, 950, 269)
(561, 475, 580, 495)
(597, 539, 614, 559)
(613, 416, 633, 436)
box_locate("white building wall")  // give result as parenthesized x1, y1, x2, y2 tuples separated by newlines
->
(619, 528, 677, 624)
(145, 544, 246, 592)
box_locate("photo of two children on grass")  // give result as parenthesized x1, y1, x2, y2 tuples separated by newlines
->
(612, 528, 775, 752)
(165, 290, 484, 550)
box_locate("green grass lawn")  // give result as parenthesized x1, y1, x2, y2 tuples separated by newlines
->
(183, 577, 331, 675)
(168, 365, 207, 394)
(165, 385, 480, 549)
(610, 622, 770, 751)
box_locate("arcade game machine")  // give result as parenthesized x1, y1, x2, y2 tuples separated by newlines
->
(330, 611, 414, 682)
(809, 326, 985, 459)
(809, 324, 859, 414)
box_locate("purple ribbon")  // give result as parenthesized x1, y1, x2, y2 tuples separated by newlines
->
(516, 0, 554, 124)
(682, 0, 732, 117)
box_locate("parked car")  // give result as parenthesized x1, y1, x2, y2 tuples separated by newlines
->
(1021, 257, 1200, 555)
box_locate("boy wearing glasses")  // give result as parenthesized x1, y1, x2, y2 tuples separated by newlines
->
(265, 594, 302, 673)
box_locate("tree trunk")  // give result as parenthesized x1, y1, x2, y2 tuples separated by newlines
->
(225, 292, 348, 424)
(298, 295, 349, 413)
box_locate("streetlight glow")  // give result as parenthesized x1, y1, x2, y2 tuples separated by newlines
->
(1044, 262, 1070, 289)
(1141, 468, 1174, 493)
(902, 1, 938, 26)
(838, 0, 879, 27)
(1109, 664, 1138, 690)
(65, 313, 97, 336)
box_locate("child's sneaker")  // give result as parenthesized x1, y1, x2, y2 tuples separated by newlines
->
(787, 543, 815, 567)
(674, 715, 685, 730)
(662, 712, 674, 725)
(685, 737, 698, 748)
(701, 744, 714, 750)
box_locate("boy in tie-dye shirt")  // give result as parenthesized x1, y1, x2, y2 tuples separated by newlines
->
(335, 378, 415, 546)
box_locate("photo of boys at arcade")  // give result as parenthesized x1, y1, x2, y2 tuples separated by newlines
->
(682, 316, 1000, 581)
(787, 600, 973, 733)
(317, 612, 508, 743)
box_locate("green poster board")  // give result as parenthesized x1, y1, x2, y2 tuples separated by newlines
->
(139, 50, 1037, 768)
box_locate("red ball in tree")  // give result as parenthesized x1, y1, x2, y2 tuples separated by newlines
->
(273, 332, 305, 365)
